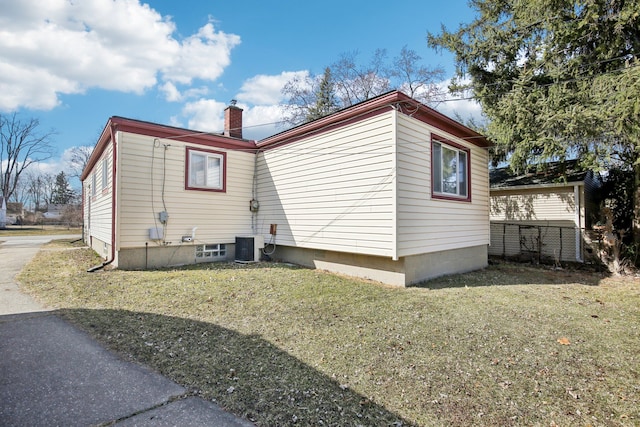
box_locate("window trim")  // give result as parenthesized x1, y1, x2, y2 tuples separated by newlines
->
(185, 147, 226, 192)
(91, 172, 97, 197)
(431, 135, 471, 202)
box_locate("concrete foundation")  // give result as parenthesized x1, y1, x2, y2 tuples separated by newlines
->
(87, 237, 487, 286)
(113, 244, 235, 270)
(269, 244, 488, 287)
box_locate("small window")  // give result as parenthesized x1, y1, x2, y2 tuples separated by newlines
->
(91, 173, 97, 196)
(101, 158, 109, 191)
(432, 136, 470, 201)
(186, 147, 226, 192)
(196, 244, 227, 260)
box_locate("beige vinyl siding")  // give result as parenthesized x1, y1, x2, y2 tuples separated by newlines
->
(490, 187, 578, 225)
(256, 112, 396, 257)
(489, 186, 586, 262)
(396, 113, 490, 257)
(116, 132, 255, 249)
(86, 141, 113, 246)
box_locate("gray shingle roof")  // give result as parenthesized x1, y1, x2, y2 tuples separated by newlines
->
(490, 159, 589, 189)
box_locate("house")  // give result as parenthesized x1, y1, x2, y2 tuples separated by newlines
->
(44, 204, 65, 219)
(0, 196, 6, 229)
(81, 91, 492, 286)
(6, 202, 24, 225)
(489, 160, 602, 262)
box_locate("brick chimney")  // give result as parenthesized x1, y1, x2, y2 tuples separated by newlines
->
(224, 101, 243, 139)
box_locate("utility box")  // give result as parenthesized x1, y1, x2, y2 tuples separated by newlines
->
(149, 227, 163, 240)
(235, 235, 264, 263)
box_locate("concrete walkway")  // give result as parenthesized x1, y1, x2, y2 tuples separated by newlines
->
(0, 235, 254, 426)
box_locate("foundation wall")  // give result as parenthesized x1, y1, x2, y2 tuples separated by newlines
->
(270, 244, 488, 286)
(115, 244, 236, 270)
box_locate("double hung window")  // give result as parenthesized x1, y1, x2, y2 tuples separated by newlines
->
(432, 137, 470, 201)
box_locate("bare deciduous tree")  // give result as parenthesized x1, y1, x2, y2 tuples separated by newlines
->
(281, 71, 320, 126)
(23, 170, 55, 211)
(391, 45, 446, 106)
(331, 49, 391, 107)
(67, 145, 94, 178)
(282, 46, 447, 125)
(0, 113, 55, 201)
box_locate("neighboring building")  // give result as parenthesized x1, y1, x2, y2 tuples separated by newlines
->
(489, 160, 602, 262)
(6, 202, 24, 225)
(0, 196, 6, 229)
(82, 91, 492, 286)
(44, 204, 65, 219)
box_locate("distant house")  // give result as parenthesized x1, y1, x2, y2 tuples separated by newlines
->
(0, 196, 6, 229)
(6, 202, 24, 225)
(81, 91, 492, 286)
(44, 204, 65, 219)
(489, 160, 602, 262)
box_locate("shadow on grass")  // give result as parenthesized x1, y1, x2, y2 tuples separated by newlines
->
(59, 308, 413, 427)
(416, 260, 608, 290)
(172, 260, 608, 290)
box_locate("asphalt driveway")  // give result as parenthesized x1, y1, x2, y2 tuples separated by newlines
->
(0, 235, 253, 426)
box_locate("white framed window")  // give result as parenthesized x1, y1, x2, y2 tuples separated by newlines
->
(196, 244, 226, 260)
(186, 147, 226, 192)
(432, 136, 470, 201)
(101, 157, 109, 191)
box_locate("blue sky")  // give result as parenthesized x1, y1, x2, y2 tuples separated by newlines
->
(0, 0, 480, 185)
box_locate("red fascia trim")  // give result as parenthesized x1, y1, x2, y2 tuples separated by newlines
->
(431, 134, 472, 203)
(113, 117, 255, 150)
(81, 121, 112, 182)
(81, 117, 256, 182)
(409, 105, 492, 149)
(257, 90, 491, 150)
(257, 92, 403, 149)
(184, 146, 227, 193)
(261, 108, 391, 150)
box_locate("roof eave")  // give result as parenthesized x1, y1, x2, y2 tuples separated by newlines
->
(80, 116, 257, 182)
(490, 181, 585, 191)
(257, 91, 491, 149)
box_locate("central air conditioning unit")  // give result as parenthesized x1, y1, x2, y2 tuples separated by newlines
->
(235, 235, 264, 263)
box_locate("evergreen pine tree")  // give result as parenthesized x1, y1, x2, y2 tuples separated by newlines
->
(51, 171, 76, 205)
(306, 67, 339, 122)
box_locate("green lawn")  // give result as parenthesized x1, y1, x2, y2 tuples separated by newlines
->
(18, 243, 640, 426)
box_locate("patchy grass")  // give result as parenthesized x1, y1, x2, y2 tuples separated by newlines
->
(0, 225, 81, 236)
(18, 244, 640, 426)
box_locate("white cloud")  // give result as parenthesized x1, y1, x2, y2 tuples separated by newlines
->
(160, 82, 182, 102)
(0, 0, 240, 111)
(237, 71, 308, 105)
(176, 99, 286, 141)
(162, 23, 240, 85)
(175, 70, 302, 140)
(435, 97, 484, 124)
(433, 78, 484, 125)
(160, 82, 210, 103)
(242, 104, 288, 140)
(181, 98, 228, 132)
